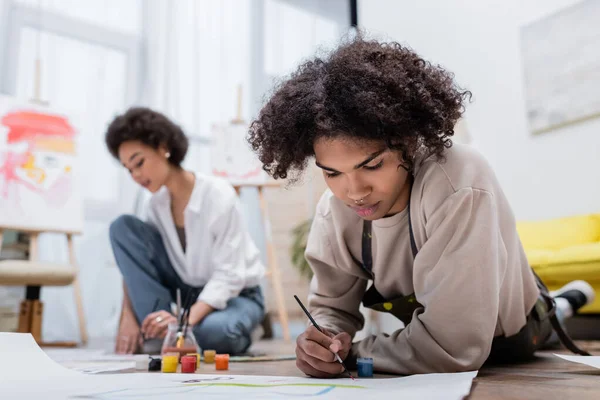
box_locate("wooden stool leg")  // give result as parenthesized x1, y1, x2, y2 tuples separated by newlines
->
(68, 234, 88, 344)
(258, 187, 291, 341)
(71, 277, 87, 344)
(30, 300, 43, 342)
(17, 300, 33, 333)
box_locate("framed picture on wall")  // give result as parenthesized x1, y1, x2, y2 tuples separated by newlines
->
(520, 0, 600, 134)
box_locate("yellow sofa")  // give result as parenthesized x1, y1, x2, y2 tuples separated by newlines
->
(517, 214, 600, 314)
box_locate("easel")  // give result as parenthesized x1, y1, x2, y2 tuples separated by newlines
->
(222, 86, 291, 341)
(233, 181, 291, 342)
(0, 225, 88, 347)
(0, 39, 87, 345)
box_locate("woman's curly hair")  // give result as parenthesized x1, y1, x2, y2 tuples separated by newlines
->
(248, 37, 471, 181)
(105, 107, 189, 167)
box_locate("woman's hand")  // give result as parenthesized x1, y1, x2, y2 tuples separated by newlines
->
(295, 326, 352, 378)
(141, 310, 177, 340)
(115, 314, 141, 354)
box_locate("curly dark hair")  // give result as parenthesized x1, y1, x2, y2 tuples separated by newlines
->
(248, 37, 471, 181)
(105, 107, 189, 167)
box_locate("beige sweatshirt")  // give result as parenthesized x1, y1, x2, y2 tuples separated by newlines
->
(305, 143, 539, 375)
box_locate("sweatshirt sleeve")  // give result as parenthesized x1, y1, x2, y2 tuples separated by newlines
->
(306, 214, 368, 336)
(351, 187, 504, 374)
(198, 198, 247, 310)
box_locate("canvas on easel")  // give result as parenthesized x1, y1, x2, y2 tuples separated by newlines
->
(210, 86, 268, 186)
(210, 86, 291, 341)
(211, 122, 269, 185)
(0, 95, 83, 232)
(0, 94, 87, 346)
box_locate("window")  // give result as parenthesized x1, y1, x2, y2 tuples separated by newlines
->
(1, 1, 142, 220)
(0, 0, 144, 340)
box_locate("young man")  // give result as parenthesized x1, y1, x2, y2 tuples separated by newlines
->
(247, 37, 594, 376)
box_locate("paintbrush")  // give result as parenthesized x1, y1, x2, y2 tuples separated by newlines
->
(293, 295, 355, 380)
(176, 288, 182, 322)
(181, 307, 191, 340)
(176, 290, 191, 348)
(177, 288, 199, 348)
(183, 289, 200, 332)
(179, 289, 197, 328)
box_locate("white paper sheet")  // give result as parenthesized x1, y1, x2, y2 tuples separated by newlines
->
(554, 354, 600, 369)
(0, 332, 82, 381)
(1, 333, 478, 400)
(44, 348, 148, 371)
(59, 361, 136, 374)
(43, 348, 148, 363)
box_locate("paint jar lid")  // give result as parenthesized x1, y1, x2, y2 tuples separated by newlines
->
(215, 354, 229, 360)
(133, 354, 149, 370)
(181, 355, 197, 363)
(357, 357, 373, 364)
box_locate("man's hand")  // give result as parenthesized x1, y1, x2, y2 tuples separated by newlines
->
(141, 310, 177, 339)
(295, 326, 352, 378)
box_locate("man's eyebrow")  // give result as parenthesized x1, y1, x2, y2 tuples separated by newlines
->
(315, 161, 337, 172)
(315, 149, 386, 172)
(353, 149, 386, 169)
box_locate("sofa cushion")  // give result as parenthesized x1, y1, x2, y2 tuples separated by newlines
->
(546, 243, 600, 266)
(535, 258, 600, 281)
(526, 243, 600, 267)
(524, 249, 554, 266)
(517, 214, 600, 250)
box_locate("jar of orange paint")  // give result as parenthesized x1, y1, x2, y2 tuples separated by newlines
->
(215, 354, 229, 371)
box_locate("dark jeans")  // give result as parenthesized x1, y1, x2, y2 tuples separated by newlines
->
(109, 214, 265, 355)
(486, 297, 554, 364)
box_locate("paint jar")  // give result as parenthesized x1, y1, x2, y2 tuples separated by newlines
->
(186, 353, 201, 368)
(133, 355, 149, 371)
(161, 323, 200, 359)
(148, 357, 162, 372)
(162, 354, 179, 373)
(203, 349, 216, 364)
(181, 355, 197, 373)
(215, 354, 229, 371)
(357, 357, 373, 378)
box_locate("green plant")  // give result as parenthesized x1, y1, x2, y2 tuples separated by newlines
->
(290, 218, 314, 280)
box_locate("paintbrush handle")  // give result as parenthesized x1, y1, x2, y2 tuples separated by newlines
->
(293, 295, 353, 378)
(334, 353, 344, 364)
(176, 289, 182, 320)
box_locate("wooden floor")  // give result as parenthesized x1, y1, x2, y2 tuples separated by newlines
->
(210, 339, 600, 400)
(51, 338, 600, 399)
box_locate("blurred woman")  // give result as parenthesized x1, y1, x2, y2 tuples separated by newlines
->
(105, 107, 265, 354)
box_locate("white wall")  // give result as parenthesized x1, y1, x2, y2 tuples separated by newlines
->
(360, 0, 599, 221)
